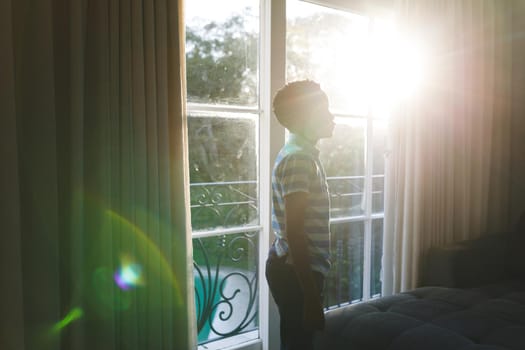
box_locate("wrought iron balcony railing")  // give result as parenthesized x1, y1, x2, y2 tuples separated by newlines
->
(191, 175, 384, 343)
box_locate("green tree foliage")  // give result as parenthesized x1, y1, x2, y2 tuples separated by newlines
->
(186, 13, 259, 231)
(286, 13, 347, 81)
(187, 116, 258, 230)
(187, 117, 256, 183)
(186, 14, 257, 105)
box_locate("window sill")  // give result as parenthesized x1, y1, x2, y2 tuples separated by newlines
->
(198, 331, 261, 350)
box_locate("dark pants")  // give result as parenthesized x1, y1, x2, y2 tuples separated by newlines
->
(265, 249, 325, 350)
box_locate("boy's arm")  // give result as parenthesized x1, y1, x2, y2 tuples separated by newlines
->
(284, 191, 325, 330)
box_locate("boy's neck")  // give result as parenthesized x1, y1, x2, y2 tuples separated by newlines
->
(291, 132, 319, 145)
(300, 133, 319, 144)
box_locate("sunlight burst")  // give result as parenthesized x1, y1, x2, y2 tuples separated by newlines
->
(329, 20, 427, 116)
(370, 31, 426, 100)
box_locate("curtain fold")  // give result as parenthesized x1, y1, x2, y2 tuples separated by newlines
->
(0, 0, 25, 348)
(383, 0, 513, 295)
(0, 0, 196, 349)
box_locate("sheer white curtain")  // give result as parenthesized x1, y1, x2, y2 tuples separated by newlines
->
(0, 0, 196, 349)
(382, 0, 513, 295)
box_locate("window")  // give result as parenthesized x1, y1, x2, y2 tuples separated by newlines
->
(185, 1, 261, 347)
(186, 0, 395, 348)
(287, 0, 388, 307)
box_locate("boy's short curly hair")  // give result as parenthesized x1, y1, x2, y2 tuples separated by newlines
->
(273, 80, 326, 131)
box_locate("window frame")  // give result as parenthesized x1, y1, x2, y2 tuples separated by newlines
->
(187, 1, 389, 349)
(186, 0, 268, 348)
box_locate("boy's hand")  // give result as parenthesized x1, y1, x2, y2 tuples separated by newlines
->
(303, 294, 325, 330)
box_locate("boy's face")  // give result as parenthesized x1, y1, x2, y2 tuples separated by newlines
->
(303, 93, 335, 140)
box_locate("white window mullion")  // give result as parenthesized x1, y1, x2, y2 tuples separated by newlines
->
(362, 115, 374, 301)
(259, 1, 286, 350)
(187, 103, 259, 115)
(192, 225, 262, 239)
(362, 16, 376, 301)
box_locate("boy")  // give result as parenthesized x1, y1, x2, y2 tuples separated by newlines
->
(266, 80, 335, 350)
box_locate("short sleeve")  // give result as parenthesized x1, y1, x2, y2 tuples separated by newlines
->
(278, 154, 316, 197)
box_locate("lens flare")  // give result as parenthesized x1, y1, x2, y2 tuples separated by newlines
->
(106, 210, 184, 305)
(92, 267, 132, 312)
(51, 307, 83, 334)
(114, 255, 144, 290)
(76, 190, 185, 319)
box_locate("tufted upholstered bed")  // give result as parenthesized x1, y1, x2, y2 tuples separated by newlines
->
(314, 231, 525, 350)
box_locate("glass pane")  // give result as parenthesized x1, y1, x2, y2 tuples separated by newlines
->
(372, 120, 387, 213)
(370, 219, 383, 296)
(188, 112, 258, 230)
(325, 221, 364, 308)
(185, 0, 259, 106)
(193, 231, 259, 344)
(320, 117, 366, 218)
(287, 0, 369, 115)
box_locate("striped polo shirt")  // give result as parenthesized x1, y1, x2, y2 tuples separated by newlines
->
(271, 133, 331, 276)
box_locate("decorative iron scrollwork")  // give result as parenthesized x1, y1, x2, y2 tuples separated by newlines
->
(190, 181, 259, 344)
(193, 232, 258, 343)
